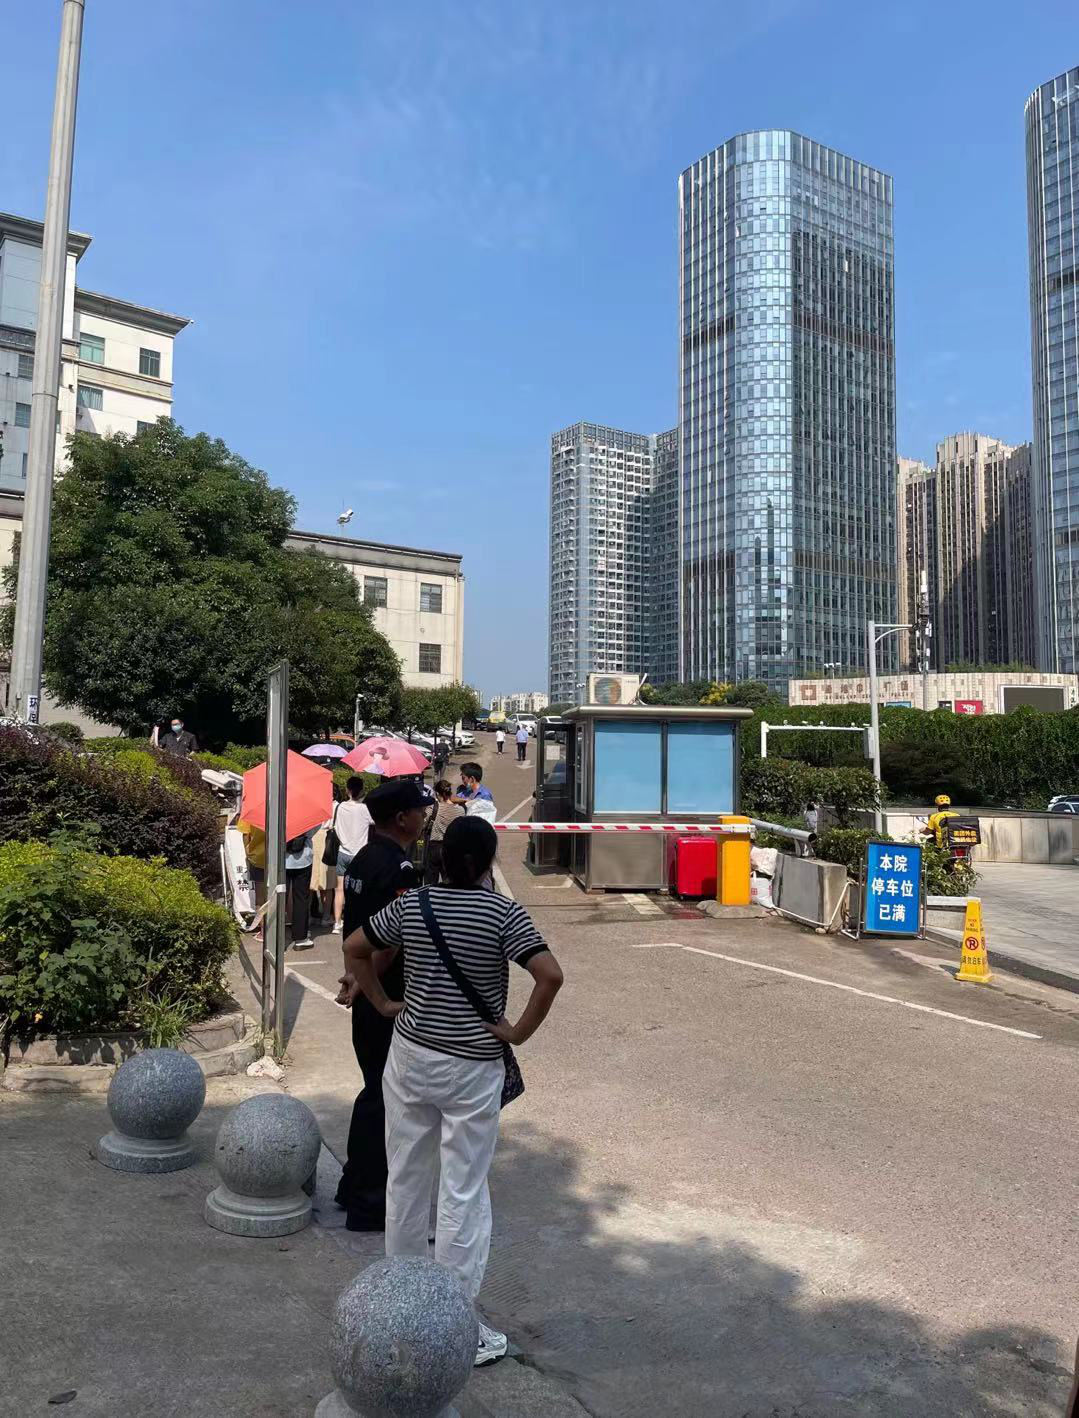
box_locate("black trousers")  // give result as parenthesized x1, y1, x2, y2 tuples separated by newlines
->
(336, 1002, 394, 1223)
(285, 865, 311, 941)
(424, 839, 444, 886)
(496, 741, 504, 752)
(516, 741, 527, 761)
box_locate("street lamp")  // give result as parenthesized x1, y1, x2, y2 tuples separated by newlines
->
(867, 619, 910, 833)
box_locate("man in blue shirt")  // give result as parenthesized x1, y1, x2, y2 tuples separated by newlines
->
(453, 762, 495, 814)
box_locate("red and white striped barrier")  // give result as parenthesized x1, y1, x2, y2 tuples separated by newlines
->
(494, 821, 751, 835)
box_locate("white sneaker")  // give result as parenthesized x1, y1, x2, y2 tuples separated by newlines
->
(292, 938, 315, 951)
(475, 1321, 508, 1367)
(332, 921, 344, 935)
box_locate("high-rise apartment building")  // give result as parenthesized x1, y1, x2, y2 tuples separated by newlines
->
(1026, 66, 1079, 673)
(548, 422, 675, 704)
(895, 456, 936, 668)
(0, 212, 189, 494)
(679, 130, 897, 688)
(895, 435, 1037, 671)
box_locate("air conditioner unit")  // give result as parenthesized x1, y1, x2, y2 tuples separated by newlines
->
(585, 673, 642, 706)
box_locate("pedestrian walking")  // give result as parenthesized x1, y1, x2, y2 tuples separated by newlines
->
(342, 816, 563, 1366)
(424, 779, 464, 886)
(334, 780, 427, 1231)
(285, 827, 318, 949)
(332, 776, 374, 934)
(515, 723, 529, 762)
(432, 736, 450, 778)
(158, 716, 197, 758)
(495, 728, 506, 754)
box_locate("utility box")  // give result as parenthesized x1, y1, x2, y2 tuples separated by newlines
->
(561, 704, 751, 892)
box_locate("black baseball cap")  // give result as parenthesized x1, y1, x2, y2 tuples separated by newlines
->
(366, 779, 427, 823)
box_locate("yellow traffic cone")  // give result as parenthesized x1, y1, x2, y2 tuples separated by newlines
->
(956, 897, 992, 983)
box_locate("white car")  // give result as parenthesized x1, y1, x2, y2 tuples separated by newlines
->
(514, 717, 538, 737)
(438, 726, 475, 747)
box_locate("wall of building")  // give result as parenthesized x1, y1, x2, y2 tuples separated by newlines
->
(287, 531, 464, 689)
(789, 669, 1078, 713)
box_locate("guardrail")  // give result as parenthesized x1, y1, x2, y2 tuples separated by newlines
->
(493, 821, 752, 835)
(748, 818, 814, 857)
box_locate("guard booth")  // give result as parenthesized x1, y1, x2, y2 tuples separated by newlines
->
(530, 704, 751, 890)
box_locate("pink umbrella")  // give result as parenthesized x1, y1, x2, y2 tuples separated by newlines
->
(343, 736, 429, 776)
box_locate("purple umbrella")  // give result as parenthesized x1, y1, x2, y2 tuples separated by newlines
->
(302, 743, 348, 760)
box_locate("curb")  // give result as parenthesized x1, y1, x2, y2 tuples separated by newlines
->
(924, 926, 1079, 997)
(1, 1019, 262, 1094)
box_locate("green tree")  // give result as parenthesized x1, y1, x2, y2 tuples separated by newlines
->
(722, 679, 782, 711)
(1, 423, 401, 744)
(397, 683, 482, 739)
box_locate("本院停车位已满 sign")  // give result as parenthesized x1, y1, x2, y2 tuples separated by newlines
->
(862, 840, 923, 937)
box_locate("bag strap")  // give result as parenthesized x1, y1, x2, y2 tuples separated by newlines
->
(417, 888, 497, 1025)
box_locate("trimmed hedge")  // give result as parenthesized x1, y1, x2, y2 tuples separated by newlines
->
(0, 840, 237, 1033)
(85, 736, 209, 795)
(740, 702, 1079, 808)
(0, 726, 220, 890)
(741, 757, 880, 826)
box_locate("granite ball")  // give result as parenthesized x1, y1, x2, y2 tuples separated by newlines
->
(327, 1257, 477, 1417)
(106, 1047, 206, 1140)
(213, 1092, 321, 1199)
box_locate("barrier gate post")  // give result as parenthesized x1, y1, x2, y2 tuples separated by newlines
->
(718, 816, 752, 906)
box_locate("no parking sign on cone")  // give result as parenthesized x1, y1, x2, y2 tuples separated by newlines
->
(956, 897, 992, 983)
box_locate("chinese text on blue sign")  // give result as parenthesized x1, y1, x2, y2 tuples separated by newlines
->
(862, 840, 923, 936)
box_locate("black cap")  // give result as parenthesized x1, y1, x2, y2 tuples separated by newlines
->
(366, 779, 427, 823)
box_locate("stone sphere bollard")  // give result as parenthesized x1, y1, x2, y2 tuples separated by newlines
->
(205, 1091, 321, 1237)
(316, 1257, 478, 1418)
(96, 1047, 206, 1173)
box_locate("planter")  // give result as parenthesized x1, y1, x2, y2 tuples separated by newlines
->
(1, 1004, 261, 1094)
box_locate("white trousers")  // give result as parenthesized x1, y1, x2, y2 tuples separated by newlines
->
(383, 1034, 504, 1301)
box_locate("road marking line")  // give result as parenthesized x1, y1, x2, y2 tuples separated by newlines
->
(675, 944, 1041, 1040)
(625, 893, 663, 916)
(285, 967, 350, 1011)
(503, 795, 534, 821)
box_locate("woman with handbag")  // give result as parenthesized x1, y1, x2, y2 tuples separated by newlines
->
(330, 776, 374, 934)
(340, 816, 563, 1367)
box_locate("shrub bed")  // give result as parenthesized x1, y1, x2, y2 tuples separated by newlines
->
(741, 757, 881, 826)
(813, 827, 976, 898)
(0, 840, 237, 1035)
(0, 726, 220, 890)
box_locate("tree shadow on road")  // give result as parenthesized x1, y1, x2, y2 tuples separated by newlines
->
(484, 1122, 1074, 1418)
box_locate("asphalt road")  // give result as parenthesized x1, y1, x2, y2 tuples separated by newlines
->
(247, 735, 1079, 1418)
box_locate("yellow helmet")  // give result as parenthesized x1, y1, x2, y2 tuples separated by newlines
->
(934, 794, 952, 807)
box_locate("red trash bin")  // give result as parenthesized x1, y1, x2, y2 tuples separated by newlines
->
(670, 837, 717, 898)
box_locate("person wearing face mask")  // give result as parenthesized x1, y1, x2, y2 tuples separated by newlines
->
(159, 716, 198, 758)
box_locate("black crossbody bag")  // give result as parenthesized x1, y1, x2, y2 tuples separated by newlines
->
(416, 888, 525, 1109)
(321, 804, 340, 867)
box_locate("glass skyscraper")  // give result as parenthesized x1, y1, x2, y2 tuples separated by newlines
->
(1026, 67, 1079, 673)
(679, 130, 897, 688)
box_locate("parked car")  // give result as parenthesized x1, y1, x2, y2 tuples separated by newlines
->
(1048, 795, 1079, 814)
(438, 725, 475, 748)
(513, 716, 538, 737)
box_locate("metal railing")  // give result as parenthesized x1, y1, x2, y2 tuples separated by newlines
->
(748, 818, 814, 857)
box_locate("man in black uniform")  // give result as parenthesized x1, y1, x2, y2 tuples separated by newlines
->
(334, 779, 426, 1230)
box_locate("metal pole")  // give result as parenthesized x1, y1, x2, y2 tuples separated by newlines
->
(8, 0, 85, 722)
(760, 721, 768, 759)
(867, 620, 883, 833)
(262, 661, 289, 1055)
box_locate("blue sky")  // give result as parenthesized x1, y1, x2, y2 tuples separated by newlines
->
(3, 1, 1074, 701)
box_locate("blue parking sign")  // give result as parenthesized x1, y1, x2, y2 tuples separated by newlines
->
(862, 840, 923, 937)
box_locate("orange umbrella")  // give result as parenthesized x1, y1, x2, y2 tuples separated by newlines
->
(239, 750, 333, 841)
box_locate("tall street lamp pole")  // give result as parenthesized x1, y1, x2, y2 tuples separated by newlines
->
(8, 0, 85, 722)
(866, 618, 910, 834)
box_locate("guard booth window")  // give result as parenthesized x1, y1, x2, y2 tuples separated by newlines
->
(593, 721, 662, 814)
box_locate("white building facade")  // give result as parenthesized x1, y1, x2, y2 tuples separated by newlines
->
(489, 691, 549, 715)
(0, 212, 189, 492)
(287, 530, 464, 689)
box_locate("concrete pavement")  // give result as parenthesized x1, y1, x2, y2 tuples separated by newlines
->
(928, 860, 1079, 992)
(244, 737, 1079, 1417)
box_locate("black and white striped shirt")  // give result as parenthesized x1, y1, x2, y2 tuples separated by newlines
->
(367, 887, 549, 1060)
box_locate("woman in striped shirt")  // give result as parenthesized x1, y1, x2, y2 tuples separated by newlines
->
(341, 816, 563, 1366)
